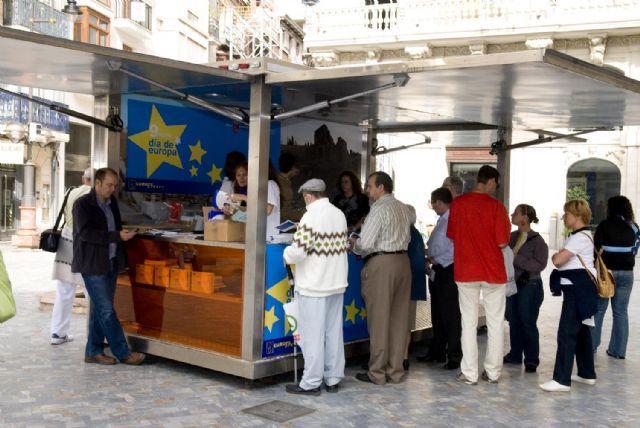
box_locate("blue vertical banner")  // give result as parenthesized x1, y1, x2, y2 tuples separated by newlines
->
(124, 97, 280, 194)
(262, 244, 368, 358)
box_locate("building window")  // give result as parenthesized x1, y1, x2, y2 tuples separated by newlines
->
(73, 7, 110, 47)
(450, 162, 497, 193)
(97, 0, 111, 6)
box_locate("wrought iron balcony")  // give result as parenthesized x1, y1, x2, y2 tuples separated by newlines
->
(2, 0, 70, 39)
(305, 0, 640, 48)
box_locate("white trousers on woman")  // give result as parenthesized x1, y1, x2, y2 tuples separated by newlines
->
(297, 292, 345, 390)
(50, 280, 77, 337)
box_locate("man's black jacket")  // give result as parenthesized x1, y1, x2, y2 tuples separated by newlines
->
(71, 188, 127, 275)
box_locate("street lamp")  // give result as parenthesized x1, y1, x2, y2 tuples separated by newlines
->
(62, 0, 82, 16)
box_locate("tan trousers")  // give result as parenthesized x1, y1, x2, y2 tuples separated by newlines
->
(361, 253, 411, 384)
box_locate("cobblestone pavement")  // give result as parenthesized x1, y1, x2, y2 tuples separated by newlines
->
(1, 243, 639, 427)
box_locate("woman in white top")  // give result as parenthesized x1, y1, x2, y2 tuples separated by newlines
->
(215, 151, 246, 209)
(226, 161, 280, 241)
(540, 199, 598, 393)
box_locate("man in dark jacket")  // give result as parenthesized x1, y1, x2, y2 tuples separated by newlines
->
(72, 167, 145, 366)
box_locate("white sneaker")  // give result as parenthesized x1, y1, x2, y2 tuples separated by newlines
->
(571, 375, 596, 385)
(51, 334, 74, 345)
(539, 380, 570, 392)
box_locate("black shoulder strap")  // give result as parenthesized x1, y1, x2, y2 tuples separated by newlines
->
(53, 187, 75, 232)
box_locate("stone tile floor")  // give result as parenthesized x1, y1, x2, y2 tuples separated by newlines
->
(1, 243, 638, 427)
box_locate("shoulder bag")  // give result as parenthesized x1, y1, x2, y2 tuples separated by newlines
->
(39, 186, 75, 253)
(0, 250, 16, 323)
(577, 232, 615, 299)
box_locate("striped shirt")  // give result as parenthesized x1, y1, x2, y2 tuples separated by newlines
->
(354, 193, 415, 256)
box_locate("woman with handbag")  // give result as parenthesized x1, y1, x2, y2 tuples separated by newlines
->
(504, 204, 548, 373)
(592, 195, 639, 359)
(540, 199, 598, 392)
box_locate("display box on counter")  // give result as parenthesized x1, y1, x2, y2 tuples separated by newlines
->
(135, 264, 155, 285)
(204, 219, 245, 242)
(191, 271, 225, 294)
(154, 266, 171, 288)
(169, 268, 191, 291)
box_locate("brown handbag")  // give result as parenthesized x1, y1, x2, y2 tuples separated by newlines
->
(577, 233, 615, 299)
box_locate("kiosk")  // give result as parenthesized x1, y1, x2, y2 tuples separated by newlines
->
(1, 27, 640, 378)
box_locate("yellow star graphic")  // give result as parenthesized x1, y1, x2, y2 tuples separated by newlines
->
(267, 277, 292, 305)
(190, 166, 198, 177)
(189, 140, 207, 164)
(264, 305, 279, 333)
(207, 163, 223, 184)
(128, 105, 186, 177)
(359, 307, 367, 321)
(345, 299, 359, 325)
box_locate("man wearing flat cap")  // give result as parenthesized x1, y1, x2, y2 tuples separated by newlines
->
(283, 178, 349, 396)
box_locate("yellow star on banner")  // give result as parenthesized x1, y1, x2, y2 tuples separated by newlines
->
(128, 105, 186, 177)
(190, 166, 198, 177)
(267, 277, 291, 305)
(207, 163, 223, 184)
(189, 140, 207, 164)
(264, 306, 279, 333)
(359, 307, 367, 321)
(345, 299, 359, 325)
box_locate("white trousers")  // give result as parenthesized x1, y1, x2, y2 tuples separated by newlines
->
(50, 280, 77, 337)
(297, 292, 345, 390)
(457, 282, 506, 382)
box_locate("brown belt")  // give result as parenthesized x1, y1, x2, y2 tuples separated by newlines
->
(364, 250, 406, 263)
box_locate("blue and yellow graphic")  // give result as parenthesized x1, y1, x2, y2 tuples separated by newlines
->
(262, 244, 368, 358)
(124, 97, 280, 194)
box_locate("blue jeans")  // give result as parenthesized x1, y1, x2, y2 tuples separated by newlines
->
(592, 270, 634, 358)
(505, 278, 544, 367)
(82, 262, 130, 360)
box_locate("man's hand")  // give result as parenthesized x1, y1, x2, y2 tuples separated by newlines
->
(348, 235, 358, 250)
(120, 229, 136, 241)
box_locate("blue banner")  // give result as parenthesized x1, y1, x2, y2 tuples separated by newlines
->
(124, 97, 280, 195)
(262, 244, 368, 359)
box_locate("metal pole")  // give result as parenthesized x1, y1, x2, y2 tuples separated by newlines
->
(241, 75, 271, 362)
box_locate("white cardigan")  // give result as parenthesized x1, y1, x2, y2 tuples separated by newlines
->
(283, 198, 349, 297)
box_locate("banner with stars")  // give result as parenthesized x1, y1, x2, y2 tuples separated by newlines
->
(124, 97, 280, 194)
(262, 244, 368, 358)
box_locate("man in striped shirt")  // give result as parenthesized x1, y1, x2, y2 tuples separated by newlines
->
(351, 171, 415, 385)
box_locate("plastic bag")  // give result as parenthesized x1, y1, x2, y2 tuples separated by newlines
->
(0, 250, 16, 323)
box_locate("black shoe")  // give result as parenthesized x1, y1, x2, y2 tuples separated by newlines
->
(285, 383, 321, 396)
(403, 359, 410, 371)
(417, 354, 446, 363)
(606, 350, 625, 359)
(325, 383, 340, 393)
(355, 372, 375, 384)
(503, 355, 522, 365)
(525, 365, 537, 373)
(443, 361, 460, 370)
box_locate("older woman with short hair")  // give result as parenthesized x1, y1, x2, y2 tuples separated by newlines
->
(540, 199, 598, 392)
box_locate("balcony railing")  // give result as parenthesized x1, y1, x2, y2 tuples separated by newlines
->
(114, 0, 152, 31)
(305, 0, 640, 46)
(2, 0, 70, 39)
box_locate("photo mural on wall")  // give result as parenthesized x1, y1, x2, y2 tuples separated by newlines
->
(280, 119, 362, 209)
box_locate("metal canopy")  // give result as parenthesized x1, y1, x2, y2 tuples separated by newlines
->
(268, 49, 640, 131)
(0, 27, 249, 97)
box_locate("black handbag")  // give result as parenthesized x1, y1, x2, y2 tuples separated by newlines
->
(39, 187, 75, 253)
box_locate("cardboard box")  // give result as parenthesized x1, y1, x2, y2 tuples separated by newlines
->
(204, 220, 245, 242)
(169, 268, 191, 291)
(191, 271, 225, 294)
(154, 266, 171, 288)
(135, 264, 154, 285)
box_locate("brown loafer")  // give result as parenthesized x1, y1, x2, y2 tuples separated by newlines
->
(121, 352, 146, 365)
(84, 354, 117, 365)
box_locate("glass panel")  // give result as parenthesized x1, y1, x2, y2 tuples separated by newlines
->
(74, 24, 82, 41)
(99, 21, 109, 31)
(89, 15, 98, 26)
(89, 28, 97, 44)
(450, 162, 497, 193)
(116, 238, 245, 356)
(99, 33, 107, 46)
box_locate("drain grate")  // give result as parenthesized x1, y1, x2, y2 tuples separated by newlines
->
(242, 400, 315, 422)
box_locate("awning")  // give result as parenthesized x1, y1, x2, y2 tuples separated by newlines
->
(267, 49, 640, 132)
